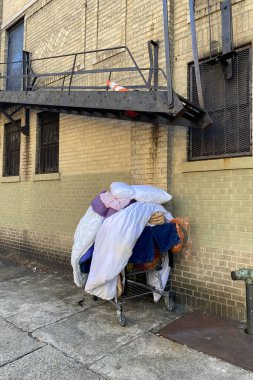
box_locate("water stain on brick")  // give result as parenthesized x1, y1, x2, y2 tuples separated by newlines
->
(223, 158, 231, 169)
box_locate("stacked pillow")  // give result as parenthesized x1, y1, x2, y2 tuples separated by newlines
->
(110, 182, 172, 204)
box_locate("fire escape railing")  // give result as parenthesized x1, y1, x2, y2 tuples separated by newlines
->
(0, 45, 169, 94)
(0, 43, 212, 132)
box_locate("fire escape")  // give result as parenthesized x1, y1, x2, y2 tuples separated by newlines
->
(0, 1, 212, 136)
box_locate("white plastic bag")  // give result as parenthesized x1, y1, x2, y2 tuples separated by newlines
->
(146, 254, 171, 302)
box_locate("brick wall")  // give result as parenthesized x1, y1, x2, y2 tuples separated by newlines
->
(172, 0, 253, 320)
(2, 0, 36, 26)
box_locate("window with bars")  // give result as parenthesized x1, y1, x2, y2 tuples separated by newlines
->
(36, 112, 59, 174)
(189, 46, 251, 160)
(3, 122, 21, 177)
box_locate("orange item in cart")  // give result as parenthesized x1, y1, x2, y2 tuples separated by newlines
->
(170, 217, 192, 257)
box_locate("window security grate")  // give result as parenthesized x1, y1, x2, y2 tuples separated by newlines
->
(189, 47, 251, 160)
(4, 123, 21, 176)
(37, 112, 59, 174)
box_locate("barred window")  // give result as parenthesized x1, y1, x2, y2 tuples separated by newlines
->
(189, 46, 251, 160)
(3, 122, 21, 177)
(36, 112, 59, 174)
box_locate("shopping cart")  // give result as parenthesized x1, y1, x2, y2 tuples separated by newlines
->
(107, 250, 175, 326)
(77, 217, 191, 326)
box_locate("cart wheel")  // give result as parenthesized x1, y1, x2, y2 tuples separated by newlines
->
(117, 311, 127, 326)
(164, 296, 175, 311)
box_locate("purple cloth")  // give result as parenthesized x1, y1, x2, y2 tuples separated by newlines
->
(91, 190, 107, 217)
(105, 208, 118, 218)
(92, 191, 136, 218)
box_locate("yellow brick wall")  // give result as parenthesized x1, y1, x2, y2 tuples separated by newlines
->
(131, 123, 168, 191)
(0, 110, 132, 227)
(2, 0, 36, 25)
(172, 0, 253, 320)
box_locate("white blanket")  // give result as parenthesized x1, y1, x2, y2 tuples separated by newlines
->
(71, 206, 105, 288)
(85, 202, 173, 300)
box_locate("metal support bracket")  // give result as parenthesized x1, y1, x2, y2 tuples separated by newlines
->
(220, 0, 233, 79)
(147, 40, 159, 91)
(189, 0, 204, 109)
(0, 106, 30, 136)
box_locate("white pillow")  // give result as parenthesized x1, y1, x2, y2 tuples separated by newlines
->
(131, 185, 172, 204)
(110, 182, 135, 199)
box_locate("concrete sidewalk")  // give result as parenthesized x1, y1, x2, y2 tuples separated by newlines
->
(0, 255, 252, 380)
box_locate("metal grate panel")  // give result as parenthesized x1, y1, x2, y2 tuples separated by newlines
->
(189, 47, 251, 160)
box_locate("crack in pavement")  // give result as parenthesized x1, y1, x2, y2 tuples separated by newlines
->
(0, 346, 45, 369)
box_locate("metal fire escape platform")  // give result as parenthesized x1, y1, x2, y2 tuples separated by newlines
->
(0, 88, 211, 129)
(0, 43, 212, 134)
(0, 0, 212, 134)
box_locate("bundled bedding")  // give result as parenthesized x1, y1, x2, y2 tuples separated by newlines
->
(71, 182, 190, 301)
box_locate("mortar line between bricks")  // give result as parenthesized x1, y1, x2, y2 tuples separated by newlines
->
(0, 346, 45, 369)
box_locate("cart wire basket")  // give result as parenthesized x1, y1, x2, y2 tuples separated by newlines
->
(108, 250, 175, 326)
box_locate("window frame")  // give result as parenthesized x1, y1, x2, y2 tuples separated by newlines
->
(36, 112, 59, 174)
(3, 121, 21, 177)
(188, 45, 252, 161)
(6, 19, 24, 91)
